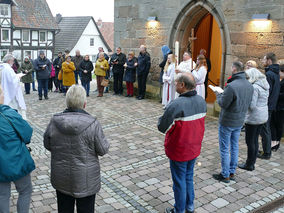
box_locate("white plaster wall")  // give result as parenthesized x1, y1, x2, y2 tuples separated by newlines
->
(48, 31, 53, 40)
(71, 19, 109, 58)
(13, 30, 20, 39)
(32, 31, 38, 39)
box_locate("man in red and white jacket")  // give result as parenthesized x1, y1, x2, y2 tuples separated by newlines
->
(158, 73, 206, 213)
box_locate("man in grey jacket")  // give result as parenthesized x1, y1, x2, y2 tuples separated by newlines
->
(213, 61, 253, 183)
(44, 85, 109, 213)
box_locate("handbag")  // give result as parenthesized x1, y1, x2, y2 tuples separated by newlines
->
(0, 112, 32, 152)
(101, 78, 109, 87)
(58, 70, 62, 80)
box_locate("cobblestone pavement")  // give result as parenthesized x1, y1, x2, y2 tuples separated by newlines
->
(9, 85, 284, 213)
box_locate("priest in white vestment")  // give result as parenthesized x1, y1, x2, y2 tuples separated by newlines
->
(162, 54, 176, 108)
(192, 54, 207, 99)
(175, 51, 196, 75)
(174, 51, 196, 98)
(0, 54, 27, 119)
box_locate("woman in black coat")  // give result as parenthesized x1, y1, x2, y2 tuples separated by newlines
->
(123, 52, 137, 97)
(271, 64, 284, 151)
(79, 55, 94, 97)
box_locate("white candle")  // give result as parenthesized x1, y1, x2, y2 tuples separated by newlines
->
(175, 41, 179, 65)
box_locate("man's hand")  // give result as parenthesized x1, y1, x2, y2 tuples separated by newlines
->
(175, 69, 180, 74)
(134, 63, 138, 67)
(84, 70, 87, 73)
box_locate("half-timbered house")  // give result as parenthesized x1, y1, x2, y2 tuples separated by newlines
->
(0, 0, 58, 61)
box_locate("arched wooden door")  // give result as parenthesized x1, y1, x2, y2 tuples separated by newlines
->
(193, 13, 222, 103)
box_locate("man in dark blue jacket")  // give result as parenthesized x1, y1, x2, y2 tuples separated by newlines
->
(258, 52, 280, 159)
(137, 45, 151, 100)
(34, 51, 52, 100)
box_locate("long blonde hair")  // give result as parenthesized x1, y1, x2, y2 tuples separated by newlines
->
(164, 54, 176, 72)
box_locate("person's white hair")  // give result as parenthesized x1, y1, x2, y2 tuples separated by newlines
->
(66, 85, 87, 109)
(245, 68, 266, 84)
(2, 54, 14, 63)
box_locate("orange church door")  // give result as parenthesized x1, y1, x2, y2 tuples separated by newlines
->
(193, 13, 222, 103)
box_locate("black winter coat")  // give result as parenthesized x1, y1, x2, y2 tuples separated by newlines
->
(137, 52, 151, 76)
(34, 56, 52, 80)
(53, 57, 63, 73)
(79, 60, 94, 82)
(110, 53, 126, 74)
(277, 79, 284, 110)
(124, 58, 137, 83)
(265, 64, 280, 111)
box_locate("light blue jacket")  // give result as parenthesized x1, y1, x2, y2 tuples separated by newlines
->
(0, 105, 35, 182)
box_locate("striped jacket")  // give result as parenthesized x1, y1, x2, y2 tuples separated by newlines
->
(158, 90, 207, 162)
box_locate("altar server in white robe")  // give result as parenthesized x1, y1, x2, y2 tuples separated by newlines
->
(192, 54, 207, 99)
(0, 54, 26, 119)
(162, 54, 176, 108)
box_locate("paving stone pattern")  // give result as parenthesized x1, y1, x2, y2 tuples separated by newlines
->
(9, 85, 284, 213)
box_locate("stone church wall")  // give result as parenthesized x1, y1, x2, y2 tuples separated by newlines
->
(115, 0, 284, 96)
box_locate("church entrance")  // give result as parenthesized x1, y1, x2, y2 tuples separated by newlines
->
(193, 13, 222, 102)
(169, 1, 228, 103)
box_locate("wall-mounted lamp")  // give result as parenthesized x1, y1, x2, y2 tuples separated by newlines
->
(147, 16, 158, 28)
(251, 14, 270, 21)
(251, 13, 271, 31)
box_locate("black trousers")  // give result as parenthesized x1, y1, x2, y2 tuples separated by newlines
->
(56, 190, 96, 213)
(113, 72, 124, 94)
(245, 124, 263, 166)
(137, 72, 149, 98)
(55, 70, 62, 91)
(271, 110, 284, 141)
(204, 73, 209, 99)
(260, 110, 272, 156)
(48, 77, 55, 91)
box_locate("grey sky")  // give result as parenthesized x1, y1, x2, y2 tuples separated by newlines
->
(46, 0, 114, 22)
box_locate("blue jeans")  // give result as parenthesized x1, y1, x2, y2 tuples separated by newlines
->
(32, 72, 36, 90)
(82, 81, 90, 96)
(170, 158, 196, 213)
(74, 70, 81, 84)
(38, 79, 49, 98)
(218, 124, 242, 178)
(24, 83, 30, 94)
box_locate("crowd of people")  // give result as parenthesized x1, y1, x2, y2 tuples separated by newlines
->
(0, 46, 284, 213)
(158, 51, 284, 213)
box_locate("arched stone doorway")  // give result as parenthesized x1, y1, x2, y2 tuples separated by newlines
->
(169, 0, 231, 103)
